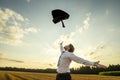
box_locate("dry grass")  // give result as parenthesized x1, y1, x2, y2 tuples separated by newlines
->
(72, 74, 120, 80)
(0, 71, 120, 80)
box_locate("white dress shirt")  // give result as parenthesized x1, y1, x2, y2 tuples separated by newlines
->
(57, 44, 95, 73)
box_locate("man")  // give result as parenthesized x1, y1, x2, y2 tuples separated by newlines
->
(56, 42, 107, 80)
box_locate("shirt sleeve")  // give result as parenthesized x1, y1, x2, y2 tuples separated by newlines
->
(69, 53, 95, 66)
(60, 44, 65, 53)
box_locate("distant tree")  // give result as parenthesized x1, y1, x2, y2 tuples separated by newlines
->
(0, 64, 120, 74)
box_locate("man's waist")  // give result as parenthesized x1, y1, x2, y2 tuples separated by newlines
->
(57, 72, 70, 75)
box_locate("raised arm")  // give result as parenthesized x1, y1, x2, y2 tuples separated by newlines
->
(60, 42, 65, 53)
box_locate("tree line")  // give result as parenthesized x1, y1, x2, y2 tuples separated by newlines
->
(0, 64, 120, 74)
(70, 64, 120, 74)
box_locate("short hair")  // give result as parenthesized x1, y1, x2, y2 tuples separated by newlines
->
(68, 44, 75, 52)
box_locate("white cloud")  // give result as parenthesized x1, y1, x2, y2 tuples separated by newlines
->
(0, 8, 39, 46)
(89, 43, 105, 55)
(83, 16, 90, 29)
(0, 8, 25, 22)
(53, 32, 75, 49)
(83, 42, 106, 61)
(25, 27, 39, 34)
(78, 13, 91, 33)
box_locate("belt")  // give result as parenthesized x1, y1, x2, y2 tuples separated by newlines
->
(57, 72, 70, 75)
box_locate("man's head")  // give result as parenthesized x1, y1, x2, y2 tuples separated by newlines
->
(64, 44, 74, 52)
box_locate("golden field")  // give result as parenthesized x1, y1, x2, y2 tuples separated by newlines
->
(0, 71, 120, 80)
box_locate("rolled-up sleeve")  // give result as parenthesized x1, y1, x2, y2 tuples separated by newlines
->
(69, 53, 94, 66)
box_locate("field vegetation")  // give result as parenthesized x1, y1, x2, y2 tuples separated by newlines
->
(0, 71, 120, 80)
(99, 71, 120, 76)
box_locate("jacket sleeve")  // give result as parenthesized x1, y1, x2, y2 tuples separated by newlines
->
(69, 53, 95, 66)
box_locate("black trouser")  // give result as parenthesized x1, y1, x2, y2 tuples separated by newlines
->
(56, 73, 71, 80)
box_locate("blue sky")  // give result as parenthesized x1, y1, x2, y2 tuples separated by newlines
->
(0, 0, 120, 69)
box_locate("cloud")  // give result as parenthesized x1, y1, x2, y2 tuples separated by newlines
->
(0, 8, 40, 46)
(25, 27, 40, 34)
(0, 8, 25, 22)
(0, 58, 24, 63)
(80, 42, 106, 61)
(0, 52, 24, 63)
(78, 13, 91, 33)
(53, 32, 75, 49)
(87, 42, 106, 56)
(48, 63, 56, 67)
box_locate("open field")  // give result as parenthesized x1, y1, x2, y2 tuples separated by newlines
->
(0, 71, 120, 80)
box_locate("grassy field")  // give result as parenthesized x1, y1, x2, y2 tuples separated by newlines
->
(0, 71, 120, 80)
(99, 71, 120, 76)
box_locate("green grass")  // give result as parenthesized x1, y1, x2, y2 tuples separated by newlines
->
(99, 71, 120, 76)
(0, 71, 120, 80)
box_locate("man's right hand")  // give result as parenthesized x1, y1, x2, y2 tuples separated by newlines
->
(94, 61, 107, 69)
(60, 41, 63, 45)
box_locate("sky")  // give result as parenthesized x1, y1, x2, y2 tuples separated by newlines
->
(0, 0, 120, 69)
